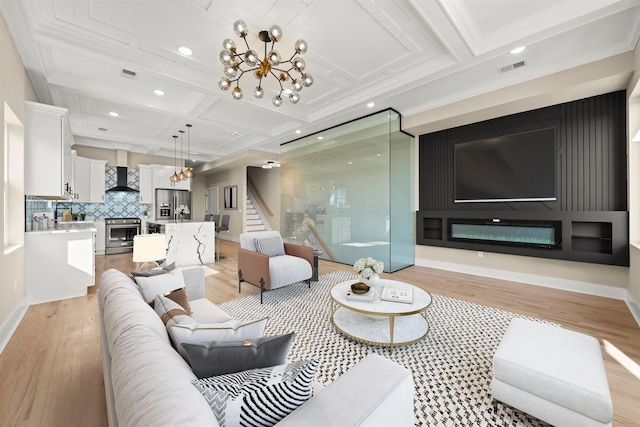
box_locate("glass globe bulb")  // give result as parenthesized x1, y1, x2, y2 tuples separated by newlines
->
(268, 25, 282, 42)
(244, 49, 258, 66)
(170, 171, 179, 182)
(232, 87, 243, 100)
(224, 66, 237, 78)
(272, 95, 283, 107)
(218, 77, 231, 90)
(222, 38, 236, 51)
(289, 91, 300, 104)
(292, 57, 305, 72)
(220, 50, 233, 66)
(179, 169, 186, 181)
(267, 50, 281, 66)
(185, 167, 194, 179)
(292, 79, 303, 92)
(233, 20, 248, 38)
(302, 73, 314, 87)
(254, 86, 264, 99)
(295, 39, 308, 54)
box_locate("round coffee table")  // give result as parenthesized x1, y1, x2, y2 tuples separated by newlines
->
(330, 279, 432, 353)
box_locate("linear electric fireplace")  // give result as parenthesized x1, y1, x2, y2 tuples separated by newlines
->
(448, 218, 562, 249)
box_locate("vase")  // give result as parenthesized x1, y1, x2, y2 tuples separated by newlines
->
(359, 273, 380, 287)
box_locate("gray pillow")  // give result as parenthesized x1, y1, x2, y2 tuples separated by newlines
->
(182, 332, 294, 378)
(254, 236, 285, 257)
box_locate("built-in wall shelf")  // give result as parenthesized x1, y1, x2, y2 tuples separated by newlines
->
(416, 210, 628, 266)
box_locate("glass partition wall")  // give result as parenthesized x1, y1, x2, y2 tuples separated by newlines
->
(280, 109, 414, 272)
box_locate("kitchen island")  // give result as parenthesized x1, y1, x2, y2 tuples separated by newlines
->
(25, 221, 97, 304)
(146, 220, 215, 266)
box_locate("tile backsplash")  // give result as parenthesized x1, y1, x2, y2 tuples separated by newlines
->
(26, 166, 151, 229)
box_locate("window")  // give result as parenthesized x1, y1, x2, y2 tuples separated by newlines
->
(4, 103, 24, 252)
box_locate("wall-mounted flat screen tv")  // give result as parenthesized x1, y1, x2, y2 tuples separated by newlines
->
(454, 128, 556, 203)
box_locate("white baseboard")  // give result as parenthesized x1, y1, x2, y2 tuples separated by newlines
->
(0, 295, 29, 355)
(415, 257, 628, 301)
(625, 291, 640, 328)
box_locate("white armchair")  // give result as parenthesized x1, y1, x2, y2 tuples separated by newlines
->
(238, 231, 313, 303)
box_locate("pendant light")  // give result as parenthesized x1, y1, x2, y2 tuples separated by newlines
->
(185, 124, 194, 178)
(170, 135, 179, 183)
(178, 130, 186, 181)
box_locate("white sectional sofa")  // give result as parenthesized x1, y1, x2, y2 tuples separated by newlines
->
(98, 267, 415, 427)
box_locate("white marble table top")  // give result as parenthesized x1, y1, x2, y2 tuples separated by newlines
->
(330, 279, 432, 316)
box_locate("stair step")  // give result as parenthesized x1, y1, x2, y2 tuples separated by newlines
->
(246, 224, 266, 231)
(246, 219, 262, 225)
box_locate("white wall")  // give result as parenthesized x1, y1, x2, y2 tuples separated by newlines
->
(0, 14, 38, 352)
(205, 167, 246, 240)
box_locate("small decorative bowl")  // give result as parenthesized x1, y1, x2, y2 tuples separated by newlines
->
(351, 282, 370, 294)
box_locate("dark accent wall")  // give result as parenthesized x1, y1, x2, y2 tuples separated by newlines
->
(419, 90, 627, 212)
(417, 91, 629, 266)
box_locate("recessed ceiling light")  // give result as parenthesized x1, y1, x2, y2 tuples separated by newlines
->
(317, 136, 323, 140)
(367, 102, 376, 108)
(109, 111, 119, 117)
(510, 46, 526, 55)
(295, 130, 302, 134)
(178, 46, 193, 56)
(348, 161, 353, 165)
(230, 131, 239, 136)
(153, 89, 165, 96)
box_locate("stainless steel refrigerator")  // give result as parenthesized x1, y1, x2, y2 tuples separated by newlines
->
(155, 189, 191, 220)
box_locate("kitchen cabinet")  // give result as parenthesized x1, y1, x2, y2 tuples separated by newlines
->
(25, 101, 74, 199)
(94, 220, 106, 254)
(25, 229, 95, 304)
(74, 156, 106, 203)
(138, 165, 154, 203)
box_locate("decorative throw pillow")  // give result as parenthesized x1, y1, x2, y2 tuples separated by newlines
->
(254, 236, 285, 257)
(193, 359, 319, 427)
(167, 316, 269, 360)
(182, 332, 295, 378)
(154, 294, 190, 325)
(134, 267, 186, 303)
(129, 262, 175, 278)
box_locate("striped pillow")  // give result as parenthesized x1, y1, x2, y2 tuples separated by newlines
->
(254, 236, 285, 257)
(193, 359, 318, 426)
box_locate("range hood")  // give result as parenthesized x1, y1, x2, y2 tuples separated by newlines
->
(106, 150, 138, 192)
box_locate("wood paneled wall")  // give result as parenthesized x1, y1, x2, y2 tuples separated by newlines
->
(419, 90, 627, 212)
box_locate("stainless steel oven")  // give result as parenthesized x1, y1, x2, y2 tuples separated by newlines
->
(105, 218, 141, 254)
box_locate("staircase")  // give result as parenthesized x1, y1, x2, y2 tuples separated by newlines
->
(245, 194, 269, 232)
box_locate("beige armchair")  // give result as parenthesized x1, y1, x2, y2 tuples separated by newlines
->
(238, 231, 313, 303)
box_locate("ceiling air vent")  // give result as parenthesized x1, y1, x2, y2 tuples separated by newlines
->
(120, 68, 138, 80)
(498, 59, 527, 74)
(98, 128, 107, 132)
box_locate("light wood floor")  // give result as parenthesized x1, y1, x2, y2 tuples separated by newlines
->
(1, 239, 639, 426)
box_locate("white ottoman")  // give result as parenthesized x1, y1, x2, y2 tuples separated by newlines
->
(491, 318, 613, 427)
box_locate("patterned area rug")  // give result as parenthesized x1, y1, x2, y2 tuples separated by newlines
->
(219, 271, 550, 426)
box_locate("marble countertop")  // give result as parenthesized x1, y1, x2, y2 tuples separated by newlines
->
(146, 219, 211, 225)
(28, 221, 98, 234)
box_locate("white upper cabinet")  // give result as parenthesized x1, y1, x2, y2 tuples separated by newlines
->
(74, 156, 106, 203)
(25, 102, 74, 199)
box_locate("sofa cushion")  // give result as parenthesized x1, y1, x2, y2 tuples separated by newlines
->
(167, 316, 269, 359)
(268, 255, 312, 289)
(189, 298, 235, 324)
(154, 294, 191, 325)
(100, 269, 169, 352)
(182, 332, 295, 378)
(134, 267, 186, 302)
(255, 236, 285, 257)
(110, 324, 218, 426)
(193, 359, 318, 427)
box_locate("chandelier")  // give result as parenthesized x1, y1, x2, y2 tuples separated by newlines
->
(218, 20, 313, 107)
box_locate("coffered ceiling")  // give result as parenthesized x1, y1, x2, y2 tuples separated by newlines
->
(1, 0, 639, 169)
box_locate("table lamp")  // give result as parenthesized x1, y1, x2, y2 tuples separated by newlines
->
(133, 234, 166, 271)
